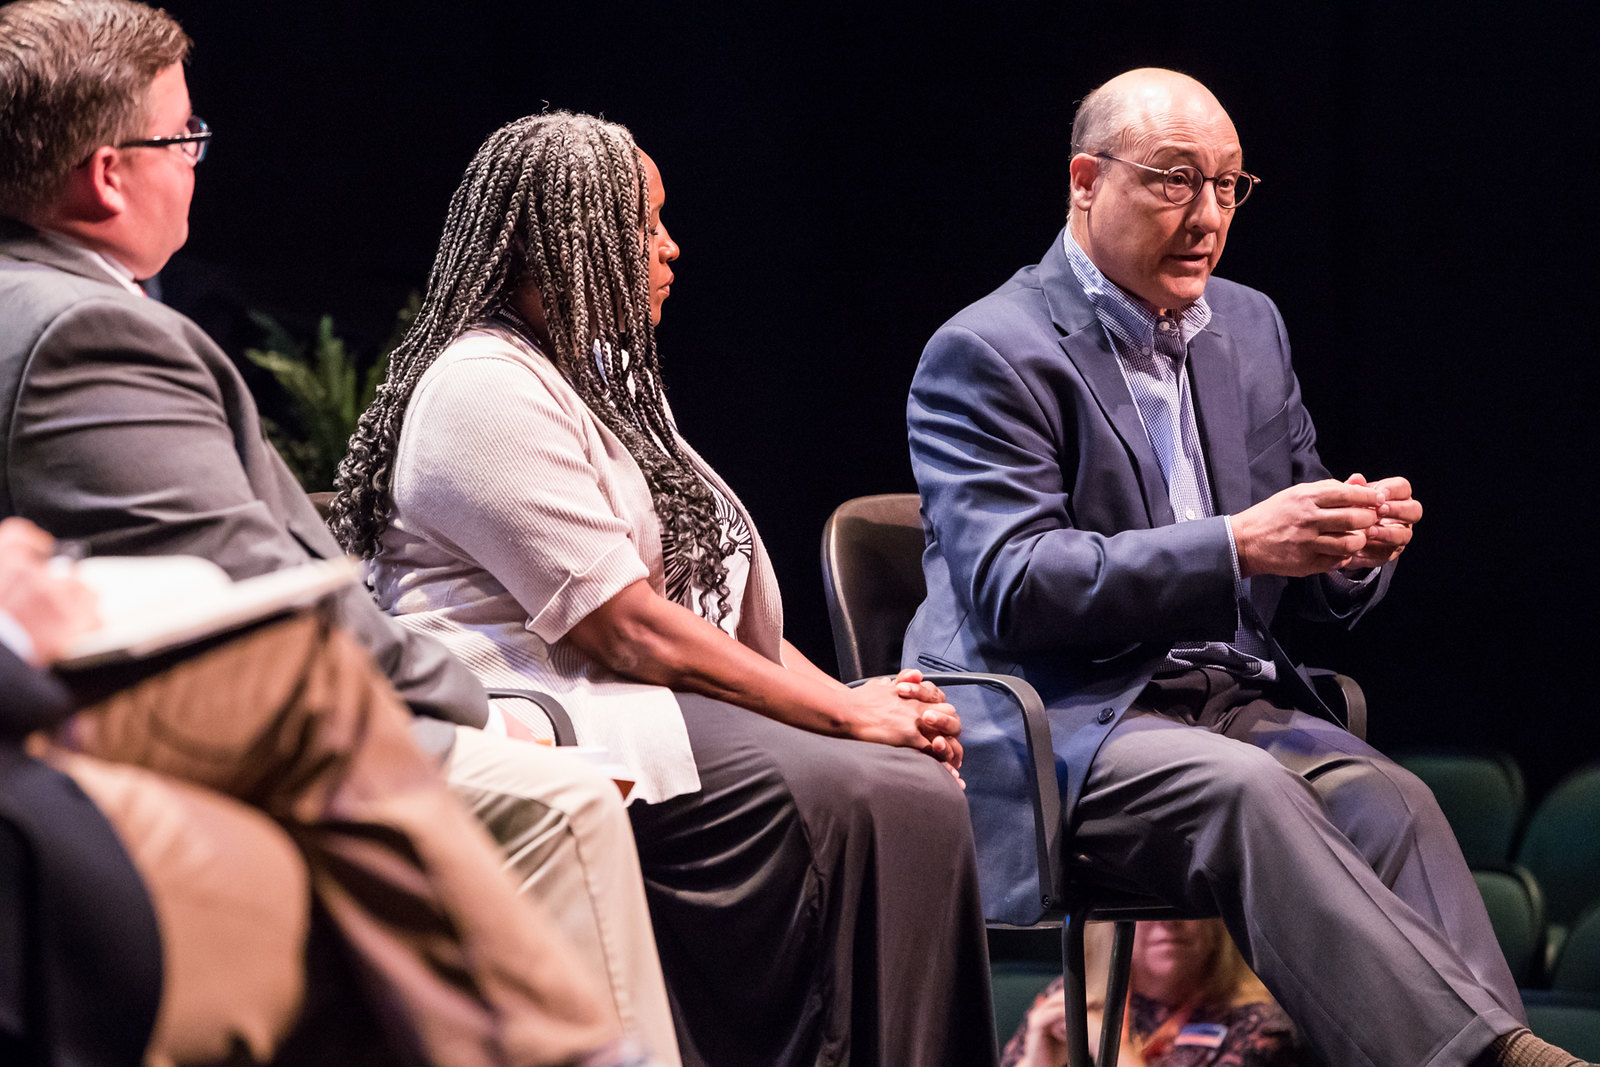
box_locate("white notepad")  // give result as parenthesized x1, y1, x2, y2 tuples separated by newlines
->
(56, 555, 358, 669)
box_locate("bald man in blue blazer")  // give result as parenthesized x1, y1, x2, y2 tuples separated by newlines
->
(906, 69, 1571, 1067)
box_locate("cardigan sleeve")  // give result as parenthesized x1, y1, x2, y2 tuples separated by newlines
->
(393, 347, 650, 645)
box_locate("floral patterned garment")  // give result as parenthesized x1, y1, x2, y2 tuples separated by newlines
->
(1000, 977, 1301, 1067)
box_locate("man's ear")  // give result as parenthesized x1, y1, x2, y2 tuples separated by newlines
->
(69, 147, 125, 221)
(1067, 153, 1100, 213)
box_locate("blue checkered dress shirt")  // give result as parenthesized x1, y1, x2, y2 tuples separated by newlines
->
(1062, 229, 1277, 679)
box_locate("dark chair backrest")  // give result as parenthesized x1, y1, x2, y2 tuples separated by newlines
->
(1518, 764, 1600, 929)
(822, 493, 1066, 916)
(820, 493, 926, 681)
(1473, 866, 1547, 986)
(1395, 748, 1526, 869)
(1552, 904, 1600, 996)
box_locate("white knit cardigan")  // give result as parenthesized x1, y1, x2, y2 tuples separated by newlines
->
(368, 324, 785, 803)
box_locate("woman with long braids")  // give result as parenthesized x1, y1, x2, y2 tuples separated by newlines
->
(332, 112, 997, 1067)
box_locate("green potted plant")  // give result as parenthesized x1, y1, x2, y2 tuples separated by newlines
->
(246, 293, 418, 491)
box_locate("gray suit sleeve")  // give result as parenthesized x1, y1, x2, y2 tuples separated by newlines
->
(7, 295, 486, 728)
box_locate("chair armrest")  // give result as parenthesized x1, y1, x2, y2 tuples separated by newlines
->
(482, 688, 579, 747)
(850, 671, 1063, 912)
(1307, 670, 1367, 742)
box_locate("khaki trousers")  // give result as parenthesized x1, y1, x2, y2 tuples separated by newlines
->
(51, 611, 617, 1067)
(446, 729, 680, 1065)
(52, 750, 310, 1066)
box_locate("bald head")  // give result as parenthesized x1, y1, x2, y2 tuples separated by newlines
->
(1065, 68, 1245, 313)
(1071, 68, 1234, 159)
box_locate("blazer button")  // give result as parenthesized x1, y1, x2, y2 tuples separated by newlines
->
(1097, 707, 1115, 724)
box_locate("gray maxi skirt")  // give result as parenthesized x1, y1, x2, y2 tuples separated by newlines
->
(628, 693, 999, 1067)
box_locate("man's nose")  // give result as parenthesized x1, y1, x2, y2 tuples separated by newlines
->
(1186, 182, 1226, 229)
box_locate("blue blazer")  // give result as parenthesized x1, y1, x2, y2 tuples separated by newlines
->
(905, 230, 1392, 923)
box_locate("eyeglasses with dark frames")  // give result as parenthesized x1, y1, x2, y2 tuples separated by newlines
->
(1095, 152, 1259, 209)
(116, 115, 211, 164)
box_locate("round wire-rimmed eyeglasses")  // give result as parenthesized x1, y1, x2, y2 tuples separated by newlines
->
(1095, 152, 1259, 208)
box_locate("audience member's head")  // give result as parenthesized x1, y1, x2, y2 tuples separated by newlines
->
(332, 112, 718, 602)
(1086, 918, 1271, 1014)
(1008, 919, 1290, 1067)
(1132, 918, 1267, 1008)
(0, 0, 199, 276)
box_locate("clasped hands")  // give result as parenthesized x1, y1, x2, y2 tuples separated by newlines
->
(843, 668, 964, 785)
(1232, 473, 1422, 579)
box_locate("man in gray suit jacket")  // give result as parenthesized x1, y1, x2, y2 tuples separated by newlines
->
(0, 1, 674, 1061)
(0, 217, 486, 748)
(908, 69, 1583, 1067)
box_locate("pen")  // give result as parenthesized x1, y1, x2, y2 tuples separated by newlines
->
(47, 537, 90, 576)
(52, 538, 90, 562)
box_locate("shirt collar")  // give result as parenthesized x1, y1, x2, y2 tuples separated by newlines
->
(1062, 227, 1211, 351)
(36, 229, 145, 296)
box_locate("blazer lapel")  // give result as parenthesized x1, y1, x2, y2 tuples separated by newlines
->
(1039, 232, 1173, 528)
(1060, 329, 1174, 527)
(1187, 325, 1251, 516)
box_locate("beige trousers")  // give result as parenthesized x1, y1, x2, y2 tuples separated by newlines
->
(53, 751, 310, 1066)
(446, 729, 681, 1066)
(52, 611, 617, 1067)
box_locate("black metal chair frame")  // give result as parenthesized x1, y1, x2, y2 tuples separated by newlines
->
(822, 492, 1366, 1067)
(483, 687, 580, 747)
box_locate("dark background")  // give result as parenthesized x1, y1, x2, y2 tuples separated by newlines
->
(156, 0, 1598, 801)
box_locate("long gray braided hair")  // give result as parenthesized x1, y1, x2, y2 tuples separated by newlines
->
(330, 111, 732, 621)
